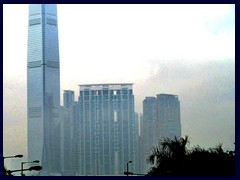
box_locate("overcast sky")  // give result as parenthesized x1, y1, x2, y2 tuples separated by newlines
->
(3, 4, 235, 165)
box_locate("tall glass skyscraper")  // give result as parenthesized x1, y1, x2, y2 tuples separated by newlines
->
(27, 4, 61, 175)
(77, 84, 136, 175)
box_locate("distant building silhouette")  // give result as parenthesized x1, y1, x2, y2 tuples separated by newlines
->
(27, 4, 61, 175)
(141, 97, 158, 173)
(157, 94, 181, 140)
(60, 91, 78, 175)
(140, 94, 181, 173)
(26, 4, 181, 176)
(77, 84, 137, 175)
(63, 90, 75, 108)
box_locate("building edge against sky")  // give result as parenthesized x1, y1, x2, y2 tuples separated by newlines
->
(26, 3, 139, 175)
(27, 4, 61, 175)
(26, 3, 182, 176)
(1, 2, 234, 175)
(141, 94, 181, 173)
(77, 83, 137, 175)
(157, 94, 181, 140)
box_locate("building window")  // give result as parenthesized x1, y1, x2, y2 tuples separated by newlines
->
(114, 111, 117, 122)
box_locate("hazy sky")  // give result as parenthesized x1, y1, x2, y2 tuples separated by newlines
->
(3, 4, 235, 164)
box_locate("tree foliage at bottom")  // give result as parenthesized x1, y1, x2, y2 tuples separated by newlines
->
(146, 136, 235, 176)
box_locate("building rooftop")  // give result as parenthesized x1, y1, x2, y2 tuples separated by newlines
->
(157, 94, 179, 98)
(79, 83, 133, 87)
(63, 90, 74, 92)
(79, 83, 134, 90)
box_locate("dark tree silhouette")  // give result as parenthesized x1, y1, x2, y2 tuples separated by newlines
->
(146, 136, 235, 176)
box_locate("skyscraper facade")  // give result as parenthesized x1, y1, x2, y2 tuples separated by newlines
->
(63, 90, 75, 108)
(140, 94, 181, 173)
(138, 113, 145, 174)
(27, 4, 61, 175)
(60, 90, 78, 175)
(157, 94, 181, 140)
(134, 113, 141, 174)
(77, 84, 136, 175)
(142, 97, 158, 173)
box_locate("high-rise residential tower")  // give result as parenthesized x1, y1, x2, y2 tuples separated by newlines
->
(60, 90, 78, 175)
(27, 4, 61, 175)
(142, 97, 158, 173)
(77, 84, 136, 175)
(157, 94, 181, 140)
(140, 94, 181, 174)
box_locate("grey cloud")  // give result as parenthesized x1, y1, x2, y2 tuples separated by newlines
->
(134, 59, 235, 149)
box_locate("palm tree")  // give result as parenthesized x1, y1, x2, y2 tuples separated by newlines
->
(146, 135, 189, 175)
(146, 136, 235, 175)
(186, 143, 235, 175)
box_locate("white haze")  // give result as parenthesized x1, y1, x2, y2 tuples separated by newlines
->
(3, 4, 235, 167)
